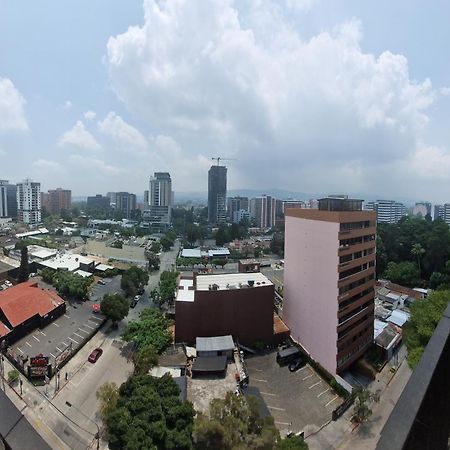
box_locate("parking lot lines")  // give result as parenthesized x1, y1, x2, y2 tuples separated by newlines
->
(309, 381, 322, 389)
(275, 421, 291, 426)
(25, 341, 32, 348)
(253, 378, 268, 382)
(16, 347, 24, 354)
(32, 335, 40, 342)
(50, 353, 56, 358)
(302, 373, 314, 381)
(317, 388, 330, 397)
(73, 332, 84, 339)
(52, 322, 60, 328)
(89, 316, 103, 322)
(298, 366, 308, 372)
(55, 346, 62, 352)
(68, 337, 79, 345)
(39, 331, 46, 336)
(78, 328, 90, 335)
(260, 391, 276, 396)
(268, 405, 286, 412)
(84, 323, 95, 330)
(325, 395, 339, 407)
(64, 314, 70, 319)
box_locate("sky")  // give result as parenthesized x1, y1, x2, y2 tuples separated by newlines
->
(1, 0, 450, 202)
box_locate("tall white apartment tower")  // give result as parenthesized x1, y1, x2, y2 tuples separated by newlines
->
(17, 178, 41, 224)
(142, 172, 173, 231)
(0, 180, 8, 217)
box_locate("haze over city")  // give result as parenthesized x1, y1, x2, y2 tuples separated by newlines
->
(2, 1, 450, 202)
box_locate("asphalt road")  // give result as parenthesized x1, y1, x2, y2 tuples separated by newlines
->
(34, 241, 182, 449)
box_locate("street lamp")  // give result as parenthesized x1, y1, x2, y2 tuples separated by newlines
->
(65, 401, 100, 450)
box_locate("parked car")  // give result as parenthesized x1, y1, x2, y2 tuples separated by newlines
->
(130, 295, 140, 309)
(4, 280, 12, 287)
(97, 279, 106, 285)
(288, 357, 306, 372)
(88, 348, 103, 363)
(276, 346, 302, 366)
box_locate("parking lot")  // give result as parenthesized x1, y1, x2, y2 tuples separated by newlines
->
(244, 351, 343, 434)
(10, 299, 105, 372)
(88, 275, 122, 301)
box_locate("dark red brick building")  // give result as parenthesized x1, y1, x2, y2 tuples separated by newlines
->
(175, 272, 275, 346)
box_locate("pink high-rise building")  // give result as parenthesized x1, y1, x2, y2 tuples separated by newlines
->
(283, 197, 376, 375)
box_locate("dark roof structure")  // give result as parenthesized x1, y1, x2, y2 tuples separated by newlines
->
(192, 355, 227, 373)
(0, 389, 51, 450)
(174, 376, 187, 401)
(377, 303, 450, 450)
(196, 335, 234, 353)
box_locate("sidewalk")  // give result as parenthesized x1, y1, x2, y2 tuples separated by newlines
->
(305, 357, 412, 450)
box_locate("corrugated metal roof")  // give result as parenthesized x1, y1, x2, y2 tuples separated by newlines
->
(387, 310, 410, 327)
(196, 335, 234, 352)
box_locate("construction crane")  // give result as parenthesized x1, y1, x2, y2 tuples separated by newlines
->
(211, 156, 237, 166)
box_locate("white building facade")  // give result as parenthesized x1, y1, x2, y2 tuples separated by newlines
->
(17, 179, 41, 224)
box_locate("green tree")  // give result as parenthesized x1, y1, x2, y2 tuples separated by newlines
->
(215, 226, 230, 246)
(270, 232, 285, 257)
(132, 343, 159, 375)
(121, 266, 150, 296)
(18, 245, 29, 283)
(40, 268, 56, 284)
(52, 271, 91, 300)
(106, 374, 194, 450)
(383, 261, 419, 287)
(193, 393, 279, 450)
(411, 243, 425, 279)
(403, 289, 450, 369)
(122, 308, 172, 353)
(276, 436, 309, 450)
(158, 270, 180, 306)
(96, 382, 119, 426)
(101, 293, 129, 327)
(145, 249, 161, 272)
(352, 387, 380, 423)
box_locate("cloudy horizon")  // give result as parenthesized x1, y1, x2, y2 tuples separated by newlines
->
(1, 0, 450, 203)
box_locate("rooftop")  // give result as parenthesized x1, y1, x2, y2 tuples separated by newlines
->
(196, 335, 234, 352)
(39, 253, 94, 271)
(195, 272, 272, 291)
(0, 281, 64, 328)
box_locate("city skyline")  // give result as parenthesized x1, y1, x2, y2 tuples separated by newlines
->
(1, 1, 450, 201)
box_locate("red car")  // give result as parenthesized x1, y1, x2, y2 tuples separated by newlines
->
(88, 348, 103, 363)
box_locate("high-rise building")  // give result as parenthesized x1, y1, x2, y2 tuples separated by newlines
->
(442, 204, 450, 226)
(115, 192, 137, 219)
(208, 165, 227, 225)
(144, 190, 149, 206)
(250, 195, 276, 228)
(106, 192, 117, 207)
(17, 179, 41, 224)
(45, 188, 71, 215)
(143, 172, 173, 230)
(227, 196, 249, 223)
(87, 194, 110, 210)
(284, 197, 376, 375)
(434, 204, 445, 221)
(0, 180, 8, 217)
(6, 183, 17, 219)
(41, 192, 50, 213)
(413, 201, 432, 218)
(365, 200, 406, 224)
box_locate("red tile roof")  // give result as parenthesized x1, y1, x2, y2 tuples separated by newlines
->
(0, 281, 65, 328)
(0, 321, 10, 338)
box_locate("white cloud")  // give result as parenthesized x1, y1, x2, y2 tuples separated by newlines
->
(68, 154, 124, 175)
(0, 77, 28, 133)
(64, 100, 72, 110)
(106, 0, 436, 193)
(32, 159, 62, 170)
(58, 121, 102, 151)
(84, 110, 97, 121)
(440, 86, 450, 96)
(0, 148, 6, 157)
(98, 112, 147, 152)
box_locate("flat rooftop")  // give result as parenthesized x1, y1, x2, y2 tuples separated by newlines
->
(195, 272, 272, 291)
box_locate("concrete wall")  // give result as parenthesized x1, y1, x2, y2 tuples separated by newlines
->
(175, 284, 274, 346)
(283, 215, 339, 375)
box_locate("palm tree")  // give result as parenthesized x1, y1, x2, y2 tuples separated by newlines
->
(411, 243, 425, 279)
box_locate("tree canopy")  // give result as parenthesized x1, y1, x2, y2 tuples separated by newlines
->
(42, 269, 91, 300)
(193, 393, 280, 450)
(378, 217, 450, 285)
(17, 245, 29, 283)
(403, 289, 450, 369)
(101, 293, 129, 325)
(122, 308, 172, 353)
(121, 266, 149, 297)
(106, 374, 194, 450)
